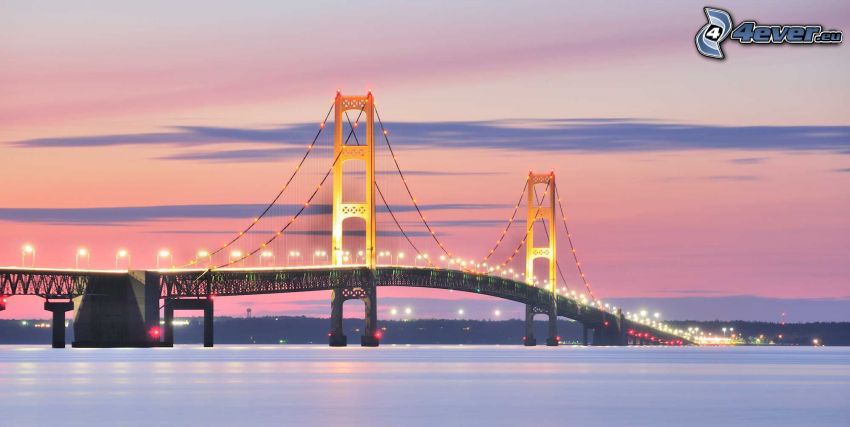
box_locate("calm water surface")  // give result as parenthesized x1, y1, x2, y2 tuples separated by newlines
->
(1, 345, 848, 426)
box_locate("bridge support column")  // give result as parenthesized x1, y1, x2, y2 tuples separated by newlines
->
(203, 300, 214, 348)
(163, 298, 213, 347)
(546, 305, 559, 347)
(360, 286, 379, 347)
(329, 285, 380, 347)
(163, 303, 174, 347)
(582, 324, 589, 346)
(329, 289, 347, 347)
(523, 305, 537, 346)
(44, 300, 74, 348)
(592, 327, 607, 346)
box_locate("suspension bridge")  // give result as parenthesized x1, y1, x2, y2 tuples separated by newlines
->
(0, 91, 694, 348)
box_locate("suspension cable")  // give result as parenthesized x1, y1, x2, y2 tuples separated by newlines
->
(342, 110, 432, 267)
(529, 185, 572, 294)
(214, 147, 346, 269)
(183, 103, 334, 267)
(375, 107, 453, 259)
(210, 107, 367, 270)
(555, 185, 597, 301)
(490, 180, 550, 274)
(480, 178, 528, 263)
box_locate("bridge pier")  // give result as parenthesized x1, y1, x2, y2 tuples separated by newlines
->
(44, 300, 74, 348)
(545, 304, 559, 346)
(523, 305, 537, 346)
(329, 289, 347, 346)
(330, 285, 379, 347)
(524, 304, 558, 346)
(582, 324, 589, 346)
(163, 298, 214, 347)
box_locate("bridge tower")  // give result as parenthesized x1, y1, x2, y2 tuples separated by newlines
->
(524, 171, 558, 346)
(329, 91, 379, 347)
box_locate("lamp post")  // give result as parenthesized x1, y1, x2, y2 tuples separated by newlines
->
(396, 252, 405, 265)
(313, 250, 328, 265)
(229, 250, 243, 266)
(378, 251, 391, 265)
(287, 250, 302, 266)
(156, 249, 173, 269)
(75, 248, 90, 269)
(21, 244, 35, 267)
(115, 249, 130, 269)
(260, 250, 275, 267)
(196, 250, 212, 267)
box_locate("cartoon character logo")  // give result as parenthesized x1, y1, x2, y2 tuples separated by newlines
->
(695, 7, 733, 59)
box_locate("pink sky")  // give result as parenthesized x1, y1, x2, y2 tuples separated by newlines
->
(1, 1, 849, 320)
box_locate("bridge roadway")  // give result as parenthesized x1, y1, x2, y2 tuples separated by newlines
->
(0, 266, 690, 347)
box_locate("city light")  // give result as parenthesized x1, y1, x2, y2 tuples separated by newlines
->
(493, 309, 501, 317)
(404, 307, 412, 316)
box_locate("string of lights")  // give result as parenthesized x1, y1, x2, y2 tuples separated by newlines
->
(375, 107, 453, 259)
(213, 147, 346, 269)
(528, 186, 572, 294)
(182, 103, 335, 268)
(210, 108, 369, 271)
(481, 178, 528, 263)
(342, 109, 433, 267)
(555, 185, 597, 301)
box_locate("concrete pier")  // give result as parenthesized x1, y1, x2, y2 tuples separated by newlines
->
(163, 298, 214, 347)
(72, 272, 159, 348)
(44, 300, 74, 348)
(329, 286, 379, 347)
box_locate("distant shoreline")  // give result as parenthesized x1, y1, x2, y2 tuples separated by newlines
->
(2, 317, 847, 346)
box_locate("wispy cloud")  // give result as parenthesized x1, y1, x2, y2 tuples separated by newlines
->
(660, 175, 761, 182)
(11, 120, 850, 158)
(0, 203, 508, 224)
(833, 168, 850, 173)
(729, 157, 768, 165)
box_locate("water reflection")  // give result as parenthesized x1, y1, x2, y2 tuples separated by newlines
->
(0, 346, 847, 426)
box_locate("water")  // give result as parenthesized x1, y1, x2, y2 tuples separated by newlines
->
(1, 345, 848, 426)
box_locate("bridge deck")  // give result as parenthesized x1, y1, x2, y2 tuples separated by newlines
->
(0, 266, 690, 344)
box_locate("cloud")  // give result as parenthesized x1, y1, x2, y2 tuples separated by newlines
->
(0, 203, 508, 224)
(11, 120, 850, 157)
(702, 175, 760, 181)
(833, 168, 850, 173)
(146, 229, 432, 237)
(660, 175, 761, 182)
(729, 157, 767, 164)
(157, 147, 310, 162)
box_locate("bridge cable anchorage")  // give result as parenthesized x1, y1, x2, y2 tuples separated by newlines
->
(480, 177, 529, 264)
(204, 112, 369, 274)
(554, 185, 597, 302)
(530, 185, 572, 295)
(343, 111, 434, 268)
(375, 107, 454, 260)
(181, 102, 335, 268)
